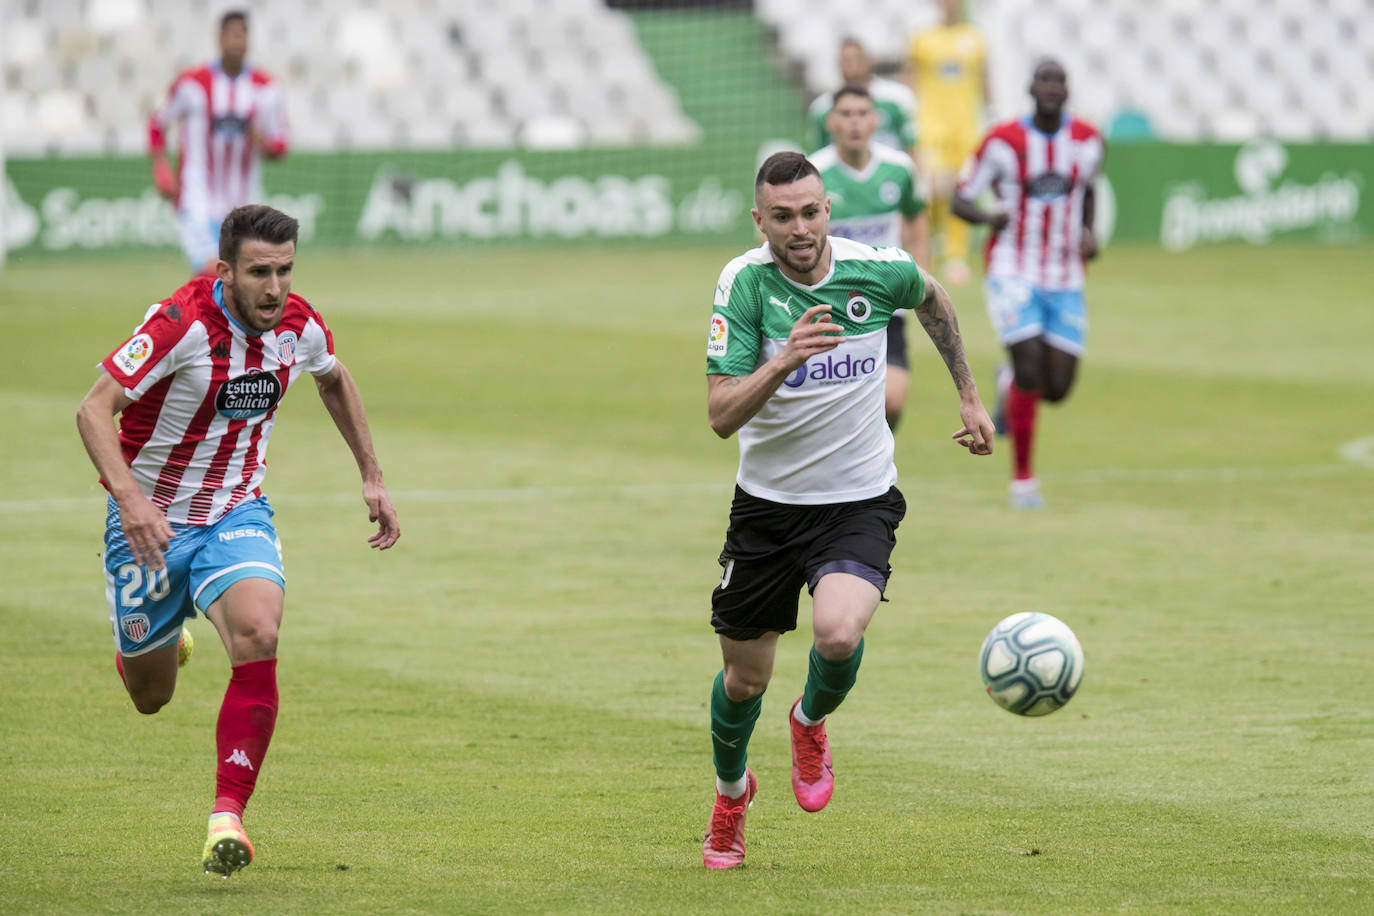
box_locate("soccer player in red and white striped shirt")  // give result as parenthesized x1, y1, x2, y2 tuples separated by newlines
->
(76, 205, 399, 877)
(953, 58, 1105, 508)
(149, 11, 288, 277)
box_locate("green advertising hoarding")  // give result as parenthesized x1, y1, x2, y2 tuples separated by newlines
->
(3, 139, 1368, 257)
(2, 143, 763, 257)
(1102, 140, 1368, 249)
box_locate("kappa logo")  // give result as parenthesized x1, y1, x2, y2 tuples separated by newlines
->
(120, 613, 151, 642)
(113, 333, 154, 376)
(224, 748, 255, 770)
(768, 295, 794, 318)
(275, 330, 297, 366)
(707, 313, 729, 357)
(210, 339, 231, 359)
(163, 302, 182, 325)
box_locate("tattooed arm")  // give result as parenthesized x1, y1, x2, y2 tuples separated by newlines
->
(914, 268, 996, 455)
(708, 304, 845, 439)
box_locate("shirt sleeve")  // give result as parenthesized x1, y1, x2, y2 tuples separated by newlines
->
(100, 301, 192, 397)
(254, 80, 289, 153)
(895, 252, 926, 313)
(298, 307, 338, 376)
(151, 77, 193, 131)
(806, 94, 831, 152)
(957, 134, 1005, 199)
(899, 165, 926, 218)
(706, 263, 762, 376)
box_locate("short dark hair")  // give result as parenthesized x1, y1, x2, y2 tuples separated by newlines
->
(755, 151, 820, 191)
(831, 84, 872, 107)
(219, 205, 298, 264)
(220, 10, 247, 31)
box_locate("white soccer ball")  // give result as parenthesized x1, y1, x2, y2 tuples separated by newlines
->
(979, 612, 1084, 716)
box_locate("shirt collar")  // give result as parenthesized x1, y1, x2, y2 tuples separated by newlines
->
(213, 278, 262, 337)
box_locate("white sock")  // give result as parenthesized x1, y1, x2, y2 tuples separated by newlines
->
(793, 703, 825, 727)
(209, 812, 242, 825)
(716, 775, 748, 799)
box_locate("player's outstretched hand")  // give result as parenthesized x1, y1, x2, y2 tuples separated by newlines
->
(780, 304, 846, 371)
(363, 480, 400, 550)
(952, 400, 996, 456)
(1080, 229, 1099, 261)
(119, 491, 175, 569)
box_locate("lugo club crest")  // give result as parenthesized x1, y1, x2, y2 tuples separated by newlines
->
(216, 369, 283, 419)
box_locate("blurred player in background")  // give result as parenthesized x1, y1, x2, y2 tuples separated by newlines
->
(952, 59, 1104, 509)
(76, 205, 399, 876)
(700, 152, 993, 870)
(149, 11, 289, 277)
(907, 0, 989, 286)
(807, 37, 917, 156)
(809, 86, 930, 429)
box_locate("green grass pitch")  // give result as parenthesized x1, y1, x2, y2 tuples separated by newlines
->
(1, 240, 1370, 913)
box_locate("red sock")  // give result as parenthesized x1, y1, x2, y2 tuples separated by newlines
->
(213, 658, 279, 819)
(1006, 383, 1041, 481)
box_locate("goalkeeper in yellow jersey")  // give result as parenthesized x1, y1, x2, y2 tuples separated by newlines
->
(907, 0, 989, 286)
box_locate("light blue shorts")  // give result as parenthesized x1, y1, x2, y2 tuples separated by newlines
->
(984, 276, 1087, 355)
(178, 211, 221, 270)
(103, 496, 285, 656)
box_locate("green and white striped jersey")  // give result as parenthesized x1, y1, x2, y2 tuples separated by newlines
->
(811, 143, 925, 251)
(706, 237, 926, 505)
(807, 75, 917, 153)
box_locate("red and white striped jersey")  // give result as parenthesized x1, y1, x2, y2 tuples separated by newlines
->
(100, 276, 335, 526)
(958, 115, 1104, 290)
(149, 61, 289, 220)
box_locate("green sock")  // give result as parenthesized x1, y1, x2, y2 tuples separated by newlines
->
(710, 670, 763, 782)
(800, 638, 865, 721)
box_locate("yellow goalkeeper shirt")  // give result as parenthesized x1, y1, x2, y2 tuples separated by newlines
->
(908, 23, 986, 154)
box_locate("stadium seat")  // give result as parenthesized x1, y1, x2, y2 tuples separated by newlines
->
(87, 0, 146, 32)
(520, 115, 586, 151)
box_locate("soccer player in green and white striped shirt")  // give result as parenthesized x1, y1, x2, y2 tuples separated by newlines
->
(811, 84, 931, 428)
(806, 38, 917, 155)
(700, 151, 994, 870)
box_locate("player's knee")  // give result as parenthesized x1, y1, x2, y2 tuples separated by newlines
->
(1012, 368, 1042, 392)
(722, 666, 769, 702)
(230, 623, 278, 662)
(1043, 385, 1073, 404)
(814, 630, 863, 661)
(129, 687, 173, 715)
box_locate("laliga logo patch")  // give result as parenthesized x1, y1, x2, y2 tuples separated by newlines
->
(275, 331, 297, 366)
(707, 313, 729, 357)
(120, 613, 150, 642)
(846, 294, 872, 322)
(113, 333, 154, 376)
(215, 368, 283, 419)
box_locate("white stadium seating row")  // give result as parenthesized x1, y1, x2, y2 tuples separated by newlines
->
(3, 0, 1372, 155)
(0, 0, 700, 155)
(757, 0, 1374, 141)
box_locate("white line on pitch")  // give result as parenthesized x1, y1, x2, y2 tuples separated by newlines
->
(3, 462, 1364, 515)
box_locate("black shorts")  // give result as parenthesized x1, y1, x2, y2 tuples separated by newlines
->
(710, 486, 907, 640)
(886, 313, 909, 370)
